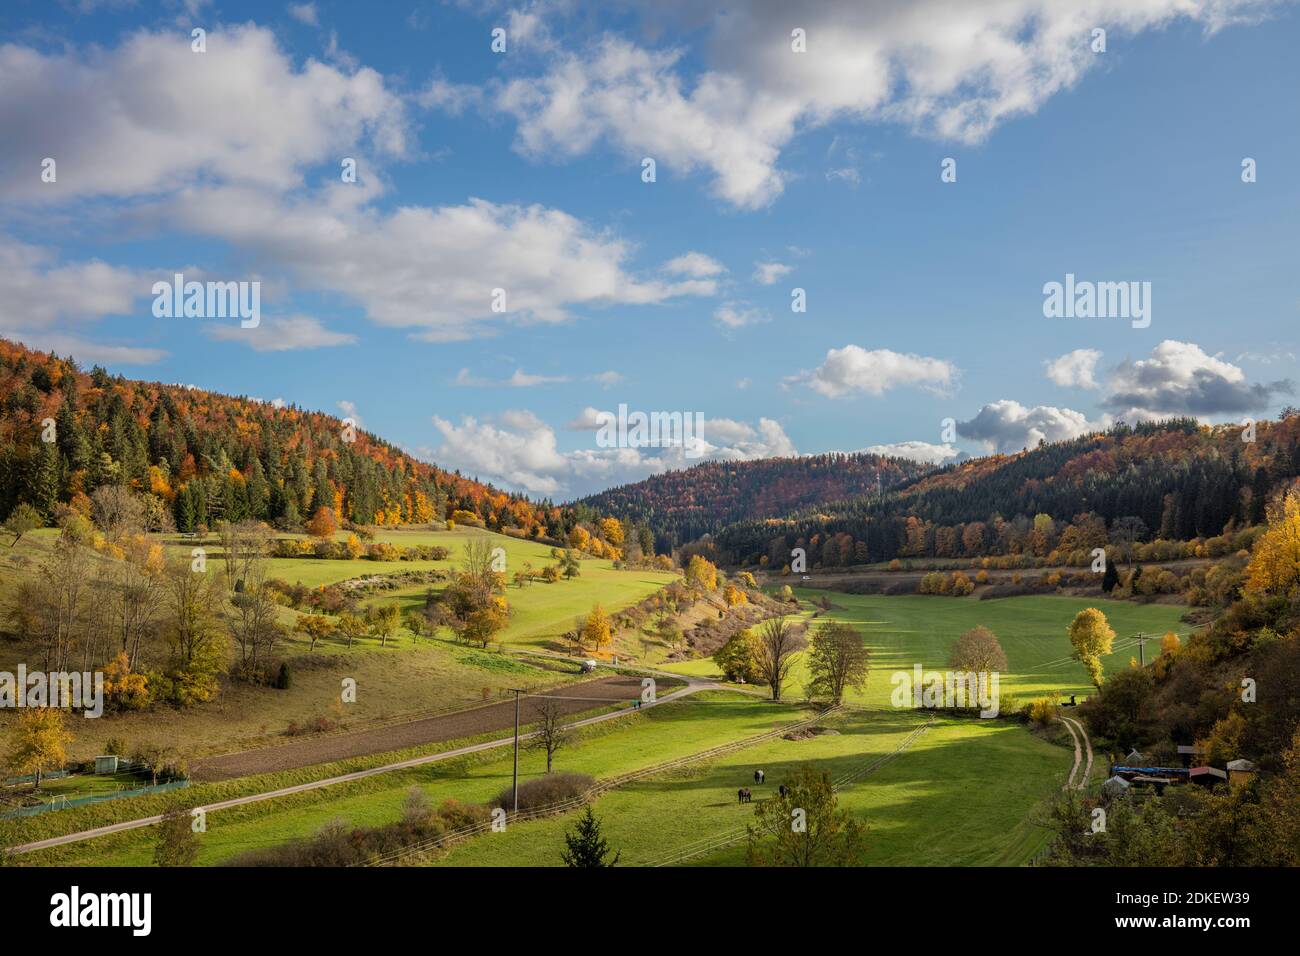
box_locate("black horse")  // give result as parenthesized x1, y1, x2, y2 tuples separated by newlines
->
(754, 770, 765, 784)
(737, 787, 752, 804)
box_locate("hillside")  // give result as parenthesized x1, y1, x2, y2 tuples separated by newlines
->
(575, 452, 932, 549)
(0, 338, 560, 536)
(712, 417, 1300, 568)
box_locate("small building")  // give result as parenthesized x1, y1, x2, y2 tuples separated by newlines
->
(1102, 775, 1131, 798)
(1176, 744, 1207, 768)
(94, 755, 119, 774)
(1188, 766, 1227, 787)
(1126, 749, 1148, 764)
(1227, 759, 1257, 789)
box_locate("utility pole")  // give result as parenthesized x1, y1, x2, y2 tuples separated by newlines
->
(510, 688, 524, 813)
(1135, 632, 1149, 667)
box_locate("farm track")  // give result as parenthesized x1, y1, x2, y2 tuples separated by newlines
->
(8, 677, 708, 857)
(361, 705, 842, 866)
(647, 711, 937, 867)
(1056, 714, 1092, 790)
(189, 675, 652, 782)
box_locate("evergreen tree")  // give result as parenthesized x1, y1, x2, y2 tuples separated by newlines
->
(560, 807, 619, 867)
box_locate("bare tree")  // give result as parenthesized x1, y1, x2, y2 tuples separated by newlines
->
(225, 554, 282, 670)
(91, 485, 145, 544)
(113, 536, 168, 669)
(8, 536, 94, 670)
(756, 616, 804, 702)
(529, 697, 572, 773)
(217, 520, 272, 593)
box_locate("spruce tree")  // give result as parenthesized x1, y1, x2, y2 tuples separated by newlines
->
(560, 807, 619, 867)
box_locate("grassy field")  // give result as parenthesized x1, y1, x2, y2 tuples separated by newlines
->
(20, 691, 808, 866)
(662, 591, 1193, 706)
(432, 709, 1066, 867)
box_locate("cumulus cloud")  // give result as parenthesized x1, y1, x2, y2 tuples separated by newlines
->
(664, 252, 726, 278)
(1101, 339, 1293, 420)
(491, 1, 1273, 207)
(788, 344, 957, 398)
(862, 440, 959, 465)
(589, 370, 623, 388)
(8, 332, 166, 366)
(957, 399, 1094, 453)
(207, 314, 356, 351)
(1045, 348, 1103, 389)
(0, 239, 143, 330)
(157, 189, 716, 341)
(434, 409, 797, 498)
(337, 399, 363, 428)
(753, 261, 792, 285)
(0, 24, 408, 203)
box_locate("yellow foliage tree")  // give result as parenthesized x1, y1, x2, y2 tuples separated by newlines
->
(7, 707, 73, 789)
(1245, 491, 1300, 597)
(598, 517, 624, 547)
(1067, 607, 1116, 687)
(582, 603, 613, 651)
(686, 555, 718, 591)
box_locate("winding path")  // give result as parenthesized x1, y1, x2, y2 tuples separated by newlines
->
(1056, 714, 1093, 790)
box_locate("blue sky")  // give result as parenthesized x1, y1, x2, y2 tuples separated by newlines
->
(2, 0, 1298, 499)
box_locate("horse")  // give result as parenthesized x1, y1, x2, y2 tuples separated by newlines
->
(754, 770, 765, 784)
(778, 784, 788, 799)
(737, 787, 752, 804)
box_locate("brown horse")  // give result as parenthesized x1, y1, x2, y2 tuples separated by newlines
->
(737, 787, 752, 804)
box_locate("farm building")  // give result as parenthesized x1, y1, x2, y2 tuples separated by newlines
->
(1176, 744, 1207, 767)
(1227, 759, 1257, 789)
(1188, 766, 1227, 787)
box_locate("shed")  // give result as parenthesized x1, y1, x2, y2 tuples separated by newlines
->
(1176, 744, 1207, 767)
(1188, 766, 1227, 787)
(1227, 759, 1257, 789)
(94, 755, 119, 774)
(1102, 775, 1131, 798)
(1125, 749, 1147, 764)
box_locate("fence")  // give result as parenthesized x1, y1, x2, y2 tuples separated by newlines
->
(356, 705, 842, 866)
(0, 778, 190, 819)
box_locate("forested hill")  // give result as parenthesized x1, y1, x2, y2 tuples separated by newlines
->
(0, 337, 560, 535)
(712, 417, 1300, 568)
(575, 452, 932, 549)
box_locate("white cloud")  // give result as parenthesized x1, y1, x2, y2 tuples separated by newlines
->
(752, 261, 792, 285)
(207, 314, 356, 351)
(0, 239, 142, 330)
(288, 3, 319, 27)
(491, 1, 1272, 208)
(1101, 339, 1292, 419)
(337, 400, 362, 428)
(958, 399, 1094, 453)
(589, 370, 623, 388)
(508, 368, 569, 387)
(863, 440, 959, 465)
(158, 189, 716, 341)
(434, 409, 798, 498)
(664, 252, 726, 278)
(789, 344, 957, 398)
(8, 332, 166, 366)
(1045, 348, 1103, 389)
(714, 301, 769, 328)
(0, 25, 408, 203)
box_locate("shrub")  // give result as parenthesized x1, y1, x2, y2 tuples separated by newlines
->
(1026, 696, 1059, 727)
(493, 773, 594, 812)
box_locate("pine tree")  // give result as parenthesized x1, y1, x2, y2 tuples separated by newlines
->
(560, 807, 619, 867)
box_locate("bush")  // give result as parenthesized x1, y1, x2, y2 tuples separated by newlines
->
(493, 772, 593, 812)
(1026, 696, 1059, 727)
(274, 662, 292, 690)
